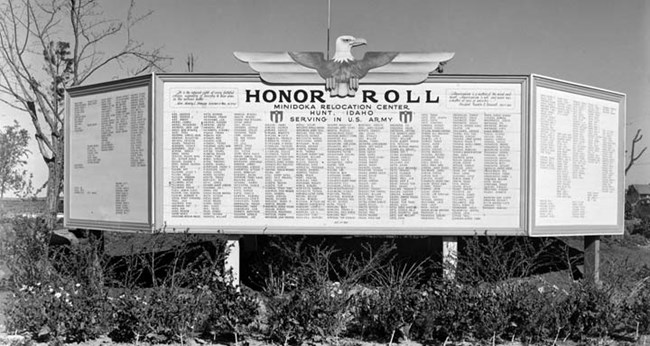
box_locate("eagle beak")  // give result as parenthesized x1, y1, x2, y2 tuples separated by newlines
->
(352, 38, 367, 47)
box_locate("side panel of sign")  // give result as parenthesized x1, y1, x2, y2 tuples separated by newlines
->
(529, 76, 625, 236)
(65, 78, 152, 231)
(156, 75, 526, 235)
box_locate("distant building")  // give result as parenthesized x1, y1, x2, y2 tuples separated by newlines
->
(626, 184, 650, 218)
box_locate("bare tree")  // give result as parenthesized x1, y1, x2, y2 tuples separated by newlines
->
(625, 128, 647, 175)
(0, 0, 170, 227)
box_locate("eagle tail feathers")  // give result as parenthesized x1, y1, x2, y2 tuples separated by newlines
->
(329, 83, 356, 97)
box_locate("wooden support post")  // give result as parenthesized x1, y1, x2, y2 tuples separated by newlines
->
(584, 236, 601, 285)
(225, 236, 241, 288)
(443, 236, 458, 280)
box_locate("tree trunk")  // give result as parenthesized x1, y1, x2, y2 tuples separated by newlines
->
(44, 135, 64, 229)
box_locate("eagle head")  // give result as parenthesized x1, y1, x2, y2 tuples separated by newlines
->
(332, 35, 367, 63)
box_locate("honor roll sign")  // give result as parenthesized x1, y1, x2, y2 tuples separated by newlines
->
(159, 75, 524, 234)
(65, 74, 624, 236)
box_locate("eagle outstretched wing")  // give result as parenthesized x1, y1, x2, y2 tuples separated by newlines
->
(234, 51, 455, 92)
(351, 52, 399, 79)
(233, 52, 324, 84)
(360, 52, 455, 84)
(287, 52, 337, 80)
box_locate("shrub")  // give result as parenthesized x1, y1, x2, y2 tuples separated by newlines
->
(7, 223, 648, 345)
(352, 285, 425, 342)
(107, 276, 259, 345)
(266, 283, 353, 345)
(3, 216, 54, 286)
(107, 287, 204, 343)
(3, 217, 110, 342)
(408, 280, 570, 343)
(261, 238, 396, 345)
(200, 273, 260, 344)
(3, 221, 260, 345)
(106, 234, 259, 344)
(423, 282, 508, 342)
(623, 277, 650, 335)
(256, 237, 341, 293)
(104, 230, 226, 289)
(457, 234, 571, 284)
(629, 217, 650, 240)
(350, 260, 429, 342)
(560, 282, 621, 340)
(7, 281, 108, 342)
(501, 281, 568, 343)
(628, 290, 650, 335)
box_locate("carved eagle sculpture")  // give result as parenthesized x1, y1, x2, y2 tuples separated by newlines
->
(234, 35, 455, 97)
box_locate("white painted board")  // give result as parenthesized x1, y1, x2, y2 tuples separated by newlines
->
(157, 76, 526, 234)
(529, 76, 625, 236)
(65, 77, 151, 231)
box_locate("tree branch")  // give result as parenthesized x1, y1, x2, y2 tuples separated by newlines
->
(626, 128, 647, 175)
(0, 0, 169, 220)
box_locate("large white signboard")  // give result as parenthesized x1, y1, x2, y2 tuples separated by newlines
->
(157, 76, 525, 234)
(65, 77, 151, 231)
(530, 76, 625, 236)
(64, 74, 624, 236)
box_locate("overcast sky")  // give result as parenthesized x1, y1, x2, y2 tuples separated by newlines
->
(1, 0, 648, 196)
